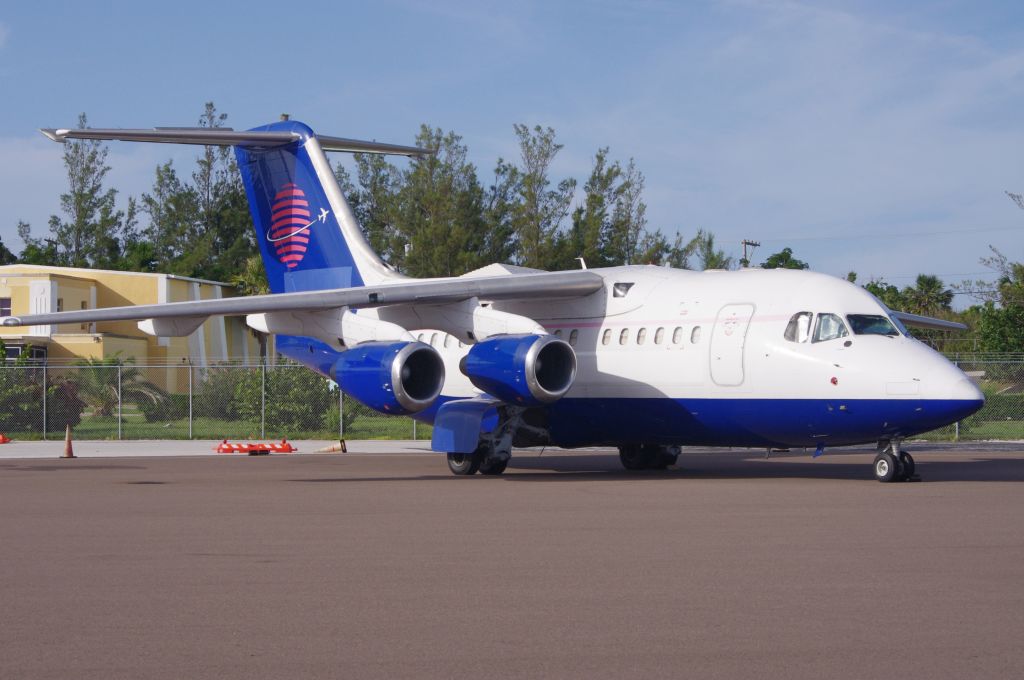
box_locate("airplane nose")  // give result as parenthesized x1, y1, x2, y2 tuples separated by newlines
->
(937, 378, 985, 423)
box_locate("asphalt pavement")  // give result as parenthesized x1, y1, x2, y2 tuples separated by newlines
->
(1, 444, 1022, 679)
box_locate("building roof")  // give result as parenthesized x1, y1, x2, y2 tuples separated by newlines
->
(0, 264, 233, 287)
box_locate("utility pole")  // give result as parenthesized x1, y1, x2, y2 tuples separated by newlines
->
(741, 239, 760, 268)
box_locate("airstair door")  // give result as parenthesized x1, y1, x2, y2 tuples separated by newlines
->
(710, 303, 755, 386)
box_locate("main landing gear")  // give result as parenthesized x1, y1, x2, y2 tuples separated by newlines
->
(873, 440, 917, 483)
(447, 441, 511, 476)
(619, 444, 680, 471)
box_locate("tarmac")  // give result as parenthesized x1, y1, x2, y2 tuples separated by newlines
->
(1, 441, 1023, 679)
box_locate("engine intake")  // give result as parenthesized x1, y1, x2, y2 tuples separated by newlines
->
(332, 341, 445, 415)
(460, 334, 576, 406)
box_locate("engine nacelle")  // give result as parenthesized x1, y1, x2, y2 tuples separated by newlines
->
(332, 342, 445, 415)
(460, 334, 576, 406)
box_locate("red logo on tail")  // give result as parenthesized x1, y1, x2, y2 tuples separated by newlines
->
(268, 183, 328, 269)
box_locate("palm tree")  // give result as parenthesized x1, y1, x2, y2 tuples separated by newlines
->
(902, 274, 953, 316)
(73, 353, 168, 417)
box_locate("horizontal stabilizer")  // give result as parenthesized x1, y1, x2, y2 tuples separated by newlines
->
(891, 311, 968, 332)
(39, 127, 433, 157)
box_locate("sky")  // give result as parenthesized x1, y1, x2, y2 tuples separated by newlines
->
(1, 0, 1023, 303)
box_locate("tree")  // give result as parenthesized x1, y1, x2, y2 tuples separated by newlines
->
(140, 160, 204, 274)
(19, 113, 137, 269)
(0, 235, 16, 264)
(394, 126, 490, 277)
(561, 147, 621, 269)
(901, 274, 953, 316)
(510, 124, 576, 269)
(73, 354, 168, 418)
(964, 247, 1024, 352)
(761, 247, 809, 270)
(349, 153, 401, 266)
(864, 279, 904, 310)
(693, 230, 734, 270)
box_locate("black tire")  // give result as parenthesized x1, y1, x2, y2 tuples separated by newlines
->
(898, 451, 916, 481)
(479, 457, 508, 475)
(447, 452, 480, 476)
(873, 452, 899, 483)
(619, 445, 650, 471)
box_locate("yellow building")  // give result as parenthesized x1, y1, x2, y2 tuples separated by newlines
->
(0, 264, 267, 391)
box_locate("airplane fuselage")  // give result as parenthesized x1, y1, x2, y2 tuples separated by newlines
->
(279, 265, 983, 451)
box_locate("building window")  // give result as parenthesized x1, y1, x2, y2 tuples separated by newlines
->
(0, 297, 10, 316)
(57, 298, 64, 312)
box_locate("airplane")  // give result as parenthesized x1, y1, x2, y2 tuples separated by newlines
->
(2, 120, 984, 482)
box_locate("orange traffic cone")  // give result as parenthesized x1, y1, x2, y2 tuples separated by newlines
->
(0, 433, 11, 444)
(62, 424, 76, 459)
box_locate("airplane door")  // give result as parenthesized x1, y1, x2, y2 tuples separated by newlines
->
(710, 304, 755, 386)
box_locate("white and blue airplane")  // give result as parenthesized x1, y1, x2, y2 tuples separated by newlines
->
(4, 120, 984, 482)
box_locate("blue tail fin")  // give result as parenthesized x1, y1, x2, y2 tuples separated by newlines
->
(235, 120, 395, 293)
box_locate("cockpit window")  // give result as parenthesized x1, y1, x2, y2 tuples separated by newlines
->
(847, 314, 901, 337)
(784, 312, 813, 343)
(813, 313, 849, 343)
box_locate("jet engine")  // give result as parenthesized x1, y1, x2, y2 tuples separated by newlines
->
(332, 341, 445, 415)
(460, 334, 576, 406)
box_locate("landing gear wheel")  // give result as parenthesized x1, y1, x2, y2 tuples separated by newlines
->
(447, 452, 481, 476)
(619, 445, 651, 471)
(898, 451, 916, 481)
(479, 457, 508, 475)
(873, 451, 899, 483)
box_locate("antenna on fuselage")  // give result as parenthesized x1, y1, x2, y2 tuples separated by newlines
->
(576, 257, 587, 270)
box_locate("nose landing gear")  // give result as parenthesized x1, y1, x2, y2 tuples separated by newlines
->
(874, 440, 917, 483)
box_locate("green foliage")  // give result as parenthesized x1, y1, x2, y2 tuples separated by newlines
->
(693, 229, 734, 270)
(139, 393, 190, 423)
(72, 353, 169, 417)
(18, 113, 140, 269)
(0, 235, 16, 265)
(0, 343, 83, 431)
(977, 302, 1024, 353)
(232, 366, 334, 433)
(761, 247, 809, 270)
(195, 367, 246, 420)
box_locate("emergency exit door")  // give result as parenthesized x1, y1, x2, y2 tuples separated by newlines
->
(710, 303, 755, 386)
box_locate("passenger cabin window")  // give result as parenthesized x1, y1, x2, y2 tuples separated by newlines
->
(847, 314, 900, 337)
(691, 326, 701, 344)
(602, 329, 612, 345)
(612, 282, 634, 298)
(430, 332, 438, 346)
(444, 334, 453, 348)
(784, 312, 813, 343)
(553, 329, 562, 338)
(654, 327, 664, 345)
(569, 329, 579, 346)
(672, 327, 682, 344)
(813, 313, 849, 343)
(619, 328, 629, 345)
(637, 328, 647, 345)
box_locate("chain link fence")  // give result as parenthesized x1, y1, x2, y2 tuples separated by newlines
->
(1, 358, 1022, 442)
(0, 361, 427, 441)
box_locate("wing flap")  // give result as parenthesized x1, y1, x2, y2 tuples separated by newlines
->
(1, 271, 604, 328)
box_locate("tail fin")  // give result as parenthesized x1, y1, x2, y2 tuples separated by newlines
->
(235, 120, 399, 293)
(39, 121, 431, 293)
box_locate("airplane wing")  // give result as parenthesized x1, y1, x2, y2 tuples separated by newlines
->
(0, 270, 603, 328)
(890, 311, 968, 332)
